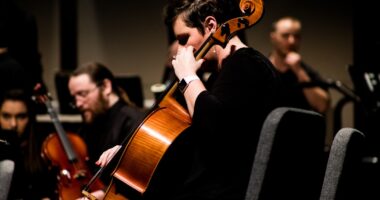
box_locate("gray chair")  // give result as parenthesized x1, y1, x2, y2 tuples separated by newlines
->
(0, 159, 15, 200)
(245, 107, 327, 200)
(319, 127, 365, 200)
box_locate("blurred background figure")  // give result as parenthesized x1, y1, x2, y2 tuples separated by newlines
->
(268, 16, 330, 114)
(0, 10, 30, 98)
(0, 0, 47, 113)
(0, 89, 57, 200)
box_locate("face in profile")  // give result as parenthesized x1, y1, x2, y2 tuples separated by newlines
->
(0, 99, 29, 137)
(68, 74, 108, 124)
(173, 15, 217, 70)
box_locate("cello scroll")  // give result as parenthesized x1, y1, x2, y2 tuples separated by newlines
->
(195, 0, 263, 59)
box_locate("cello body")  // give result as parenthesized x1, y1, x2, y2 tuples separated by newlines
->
(104, 84, 191, 199)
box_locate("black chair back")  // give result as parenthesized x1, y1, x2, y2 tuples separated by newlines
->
(319, 127, 365, 200)
(245, 107, 326, 200)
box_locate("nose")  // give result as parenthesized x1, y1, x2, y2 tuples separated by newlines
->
(10, 117, 17, 129)
(288, 35, 296, 44)
(74, 97, 85, 110)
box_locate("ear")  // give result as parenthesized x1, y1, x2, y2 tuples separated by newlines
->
(101, 79, 113, 96)
(270, 32, 276, 42)
(204, 16, 218, 33)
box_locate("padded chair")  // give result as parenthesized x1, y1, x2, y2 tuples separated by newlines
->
(245, 107, 327, 200)
(0, 159, 15, 200)
(319, 127, 365, 200)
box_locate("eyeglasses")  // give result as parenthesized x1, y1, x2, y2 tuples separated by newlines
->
(72, 86, 99, 99)
(70, 86, 99, 108)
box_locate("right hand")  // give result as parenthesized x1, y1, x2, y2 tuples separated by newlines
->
(284, 51, 302, 72)
(76, 189, 105, 200)
(172, 46, 204, 80)
(96, 145, 121, 167)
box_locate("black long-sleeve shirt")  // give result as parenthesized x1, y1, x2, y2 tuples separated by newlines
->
(144, 48, 281, 200)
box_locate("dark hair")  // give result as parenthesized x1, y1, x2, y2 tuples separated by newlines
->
(164, 0, 243, 35)
(0, 89, 42, 173)
(0, 89, 35, 122)
(71, 62, 120, 96)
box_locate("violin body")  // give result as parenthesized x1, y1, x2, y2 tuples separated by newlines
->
(42, 132, 104, 200)
(34, 84, 104, 199)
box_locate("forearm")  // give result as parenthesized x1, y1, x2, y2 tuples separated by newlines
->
(295, 65, 330, 113)
(303, 87, 330, 113)
(183, 79, 205, 117)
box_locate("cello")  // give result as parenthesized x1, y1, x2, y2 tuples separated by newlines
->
(33, 84, 104, 200)
(83, 0, 264, 199)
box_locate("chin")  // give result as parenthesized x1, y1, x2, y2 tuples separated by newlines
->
(83, 112, 93, 124)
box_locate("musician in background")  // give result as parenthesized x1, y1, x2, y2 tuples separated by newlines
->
(0, 89, 57, 200)
(268, 16, 330, 114)
(68, 62, 146, 199)
(0, 0, 46, 101)
(0, 26, 30, 98)
(0, 0, 46, 95)
(97, 0, 280, 199)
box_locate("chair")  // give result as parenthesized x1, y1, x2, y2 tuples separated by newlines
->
(245, 107, 327, 200)
(0, 159, 15, 200)
(319, 127, 365, 200)
(115, 74, 144, 108)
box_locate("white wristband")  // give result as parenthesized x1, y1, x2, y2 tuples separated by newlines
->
(178, 75, 200, 94)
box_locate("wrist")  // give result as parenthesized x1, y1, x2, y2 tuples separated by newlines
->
(178, 75, 200, 94)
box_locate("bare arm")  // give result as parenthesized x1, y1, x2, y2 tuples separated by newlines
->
(172, 46, 206, 117)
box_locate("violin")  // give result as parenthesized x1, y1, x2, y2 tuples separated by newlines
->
(82, 0, 264, 199)
(33, 84, 104, 200)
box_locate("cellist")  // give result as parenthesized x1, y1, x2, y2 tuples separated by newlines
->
(97, 0, 281, 199)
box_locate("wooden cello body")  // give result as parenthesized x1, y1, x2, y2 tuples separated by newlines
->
(83, 0, 264, 199)
(100, 85, 191, 199)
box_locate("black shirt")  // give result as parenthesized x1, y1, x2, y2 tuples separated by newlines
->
(79, 100, 145, 183)
(145, 48, 281, 200)
(277, 62, 328, 112)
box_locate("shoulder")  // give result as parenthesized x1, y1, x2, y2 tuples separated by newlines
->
(225, 47, 279, 77)
(228, 47, 272, 66)
(300, 62, 324, 79)
(116, 101, 146, 120)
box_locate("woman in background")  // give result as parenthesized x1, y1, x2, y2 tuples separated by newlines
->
(0, 89, 57, 200)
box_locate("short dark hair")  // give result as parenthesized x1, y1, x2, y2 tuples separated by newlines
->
(164, 0, 243, 35)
